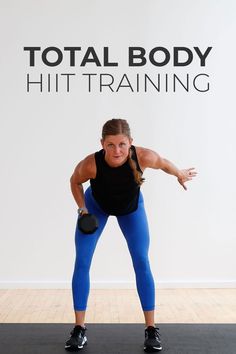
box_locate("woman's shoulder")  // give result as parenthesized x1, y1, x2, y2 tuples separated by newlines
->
(83, 153, 96, 164)
(72, 153, 96, 181)
(133, 145, 152, 159)
(134, 146, 161, 170)
(83, 153, 97, 176)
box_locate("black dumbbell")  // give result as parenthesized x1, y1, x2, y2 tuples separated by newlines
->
(78, 213, 99, 234)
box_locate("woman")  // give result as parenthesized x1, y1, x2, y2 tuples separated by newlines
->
(65, 119, 197, 352)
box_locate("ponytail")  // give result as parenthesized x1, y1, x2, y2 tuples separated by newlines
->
(128, 149, 145, 186)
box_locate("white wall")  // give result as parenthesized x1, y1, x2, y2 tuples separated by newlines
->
(0, 0, 235, 288)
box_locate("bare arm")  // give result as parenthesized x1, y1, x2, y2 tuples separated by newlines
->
(136, 147, 197, 190)
(70, 154, 96, 211)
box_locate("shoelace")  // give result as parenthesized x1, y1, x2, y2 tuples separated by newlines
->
(71, 326, 85, 337)
(146, 327, 161, 339)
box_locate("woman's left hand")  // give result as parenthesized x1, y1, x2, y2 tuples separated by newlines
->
(177, 168, 197, 190)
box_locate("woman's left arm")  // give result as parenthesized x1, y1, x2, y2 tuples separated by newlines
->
(136, 147, 197, 190)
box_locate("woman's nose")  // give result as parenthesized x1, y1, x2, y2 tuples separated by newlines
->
(114, 145, 120, 154)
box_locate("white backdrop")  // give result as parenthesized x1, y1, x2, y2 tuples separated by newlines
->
(0, 0, 236, 288)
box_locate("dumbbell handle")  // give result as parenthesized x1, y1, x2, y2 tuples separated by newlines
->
(78, 207, 88, 216)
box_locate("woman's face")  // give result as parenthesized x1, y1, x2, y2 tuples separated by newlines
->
(101, 134, 133, 167)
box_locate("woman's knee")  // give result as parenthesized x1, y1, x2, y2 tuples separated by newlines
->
(133, 254, 151, 273)
(74, 257, 91, 273)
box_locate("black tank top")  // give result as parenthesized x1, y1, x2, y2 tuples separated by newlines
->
(90, 145, 143, 216)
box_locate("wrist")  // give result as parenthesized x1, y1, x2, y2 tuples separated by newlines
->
(77, 207, 88, 216)
(176, 170, 182, 179)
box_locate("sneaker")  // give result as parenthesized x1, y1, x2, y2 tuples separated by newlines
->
(144, 326, 162, 352)
(65, 325, 87, 351)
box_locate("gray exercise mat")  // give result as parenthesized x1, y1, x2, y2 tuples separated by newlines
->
(0, 323, 235, 354)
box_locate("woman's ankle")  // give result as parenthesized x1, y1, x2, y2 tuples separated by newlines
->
(75, 323, 85, 328)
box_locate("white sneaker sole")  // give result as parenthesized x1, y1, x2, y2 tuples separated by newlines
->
(65, 336, 87, 351)
(144, 345, 162, 352)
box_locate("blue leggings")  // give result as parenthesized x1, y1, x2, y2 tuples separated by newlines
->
(72, 187, 155, 311)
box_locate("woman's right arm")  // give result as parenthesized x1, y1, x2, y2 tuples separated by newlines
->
(70, 154, 96, 212)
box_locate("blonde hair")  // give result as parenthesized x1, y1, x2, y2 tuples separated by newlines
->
(102, 119, 145, 186)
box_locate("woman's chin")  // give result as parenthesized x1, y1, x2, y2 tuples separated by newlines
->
(110, 157, 125, 167)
